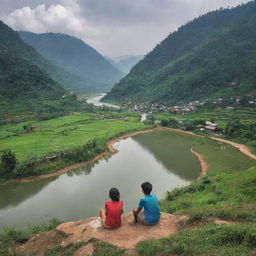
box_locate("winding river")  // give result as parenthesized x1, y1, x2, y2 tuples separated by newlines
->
(0, 130, 201, 230)
(86, 93, 120, 109)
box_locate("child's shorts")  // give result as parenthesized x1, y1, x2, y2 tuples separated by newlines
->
(137, 211, 147, 224)
(137, 212, 159, 226)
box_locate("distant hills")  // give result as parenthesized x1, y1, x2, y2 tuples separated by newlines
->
(19, 32, 124, 94)
(106, 55, 143, 74)
(104, 1, 256, 105)
(0, 20, 87, 122)
(0, 21, 65, 104)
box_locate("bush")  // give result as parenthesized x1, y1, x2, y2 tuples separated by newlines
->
(0, 149, 17, 176)
(188, 210, 204, 223)
(64, 139, 105, 163)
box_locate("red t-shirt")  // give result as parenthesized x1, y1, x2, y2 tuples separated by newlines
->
(105, 200, 123, 227)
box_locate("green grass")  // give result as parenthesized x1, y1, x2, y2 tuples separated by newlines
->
(161, 167, 256, 221)
(160, 136, 256, 222)
(0, 218, 63, 256)
(0, 112, 148, 162)
(136, 223, 256, 256)
(93, 241, 129, 256)
(0, 102, 34, 124)
(194, 138, 256, 174)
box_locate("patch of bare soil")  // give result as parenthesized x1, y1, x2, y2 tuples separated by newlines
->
(191, 147, 209, 178)
(16, 230, 66, 256)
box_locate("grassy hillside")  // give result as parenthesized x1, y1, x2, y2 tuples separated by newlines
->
(136, 164, 256, 256)
(104, 1, 256, 105)
(19, 32, 124, 93)
(0, 20, 97, 123)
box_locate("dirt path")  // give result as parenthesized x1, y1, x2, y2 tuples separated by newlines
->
(191, 148, 209, 178)
(210, 137, 256, 160)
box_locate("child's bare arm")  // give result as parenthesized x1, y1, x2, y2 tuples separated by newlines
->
(134, 207, 142, 214)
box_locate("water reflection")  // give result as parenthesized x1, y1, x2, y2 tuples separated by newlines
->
(132, 131, 201, 180)
(0, 130, 201, 230)
(0, 177, 56, 209)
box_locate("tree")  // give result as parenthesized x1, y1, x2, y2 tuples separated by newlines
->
(1, 149, 17, 175)
(225, 117, 242, 136)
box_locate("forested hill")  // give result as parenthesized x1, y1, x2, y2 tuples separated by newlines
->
(0, 20, 82, 121)
(19, 32, 124, 93)
(104, 1, 256, 105)
(0, 20, 67, 101)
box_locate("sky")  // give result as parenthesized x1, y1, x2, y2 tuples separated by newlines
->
(0, 0, 251, 57)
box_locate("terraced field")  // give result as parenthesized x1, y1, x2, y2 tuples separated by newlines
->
(0, 113, 147, 162)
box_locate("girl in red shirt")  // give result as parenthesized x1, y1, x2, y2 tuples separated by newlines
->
(100, 188, 123, 228)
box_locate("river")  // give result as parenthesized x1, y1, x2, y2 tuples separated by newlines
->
(86, 93, 120, 109)
(0, 130, 201, 230)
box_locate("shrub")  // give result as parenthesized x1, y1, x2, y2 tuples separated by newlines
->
(0, 149, 17, 176)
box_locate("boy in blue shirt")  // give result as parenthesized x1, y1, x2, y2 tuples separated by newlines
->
(132, 182, 160, 225)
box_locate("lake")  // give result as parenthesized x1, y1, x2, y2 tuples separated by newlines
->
(0, 130, 201, 230)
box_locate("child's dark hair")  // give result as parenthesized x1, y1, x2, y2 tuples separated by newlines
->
(109, 188, 120, 202)
(141, 182, 152, 195)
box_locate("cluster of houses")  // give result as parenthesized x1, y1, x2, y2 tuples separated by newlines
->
(128, 96, 256, 114)
(128, 101, 204, 114)
(213, 97, 256, 108)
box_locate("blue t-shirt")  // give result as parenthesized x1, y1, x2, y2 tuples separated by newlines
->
(138, 194, 160, 224)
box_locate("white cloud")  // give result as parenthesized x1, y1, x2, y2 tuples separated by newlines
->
(0, 0, 251, 56)
(2, 1, 99, 39)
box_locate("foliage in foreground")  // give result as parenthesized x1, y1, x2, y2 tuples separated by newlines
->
(160, 166, 256, 222)
(136, 223, 256, 256)
(0, 218, 62, 256)
(93, 241, 128, 256)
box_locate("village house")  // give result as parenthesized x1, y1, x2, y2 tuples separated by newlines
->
(205, 121, 218, 131)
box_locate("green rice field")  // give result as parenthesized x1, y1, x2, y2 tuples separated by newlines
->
(0, 113, 147, 162)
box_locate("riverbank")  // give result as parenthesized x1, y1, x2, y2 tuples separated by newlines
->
(191, 147, 208, 178)
(10, 127, 204, 182)
(10, 127, 256, 183)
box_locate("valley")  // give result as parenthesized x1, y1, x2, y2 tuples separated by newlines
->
(0, 1, 256, 255)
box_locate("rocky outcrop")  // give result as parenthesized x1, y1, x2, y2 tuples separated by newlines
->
(16, 212, 188, 255)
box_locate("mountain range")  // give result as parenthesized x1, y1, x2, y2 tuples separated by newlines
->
(106, 55, 143, 74)
(104, 1, 256, 105)
(19, 32, 124, 94)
